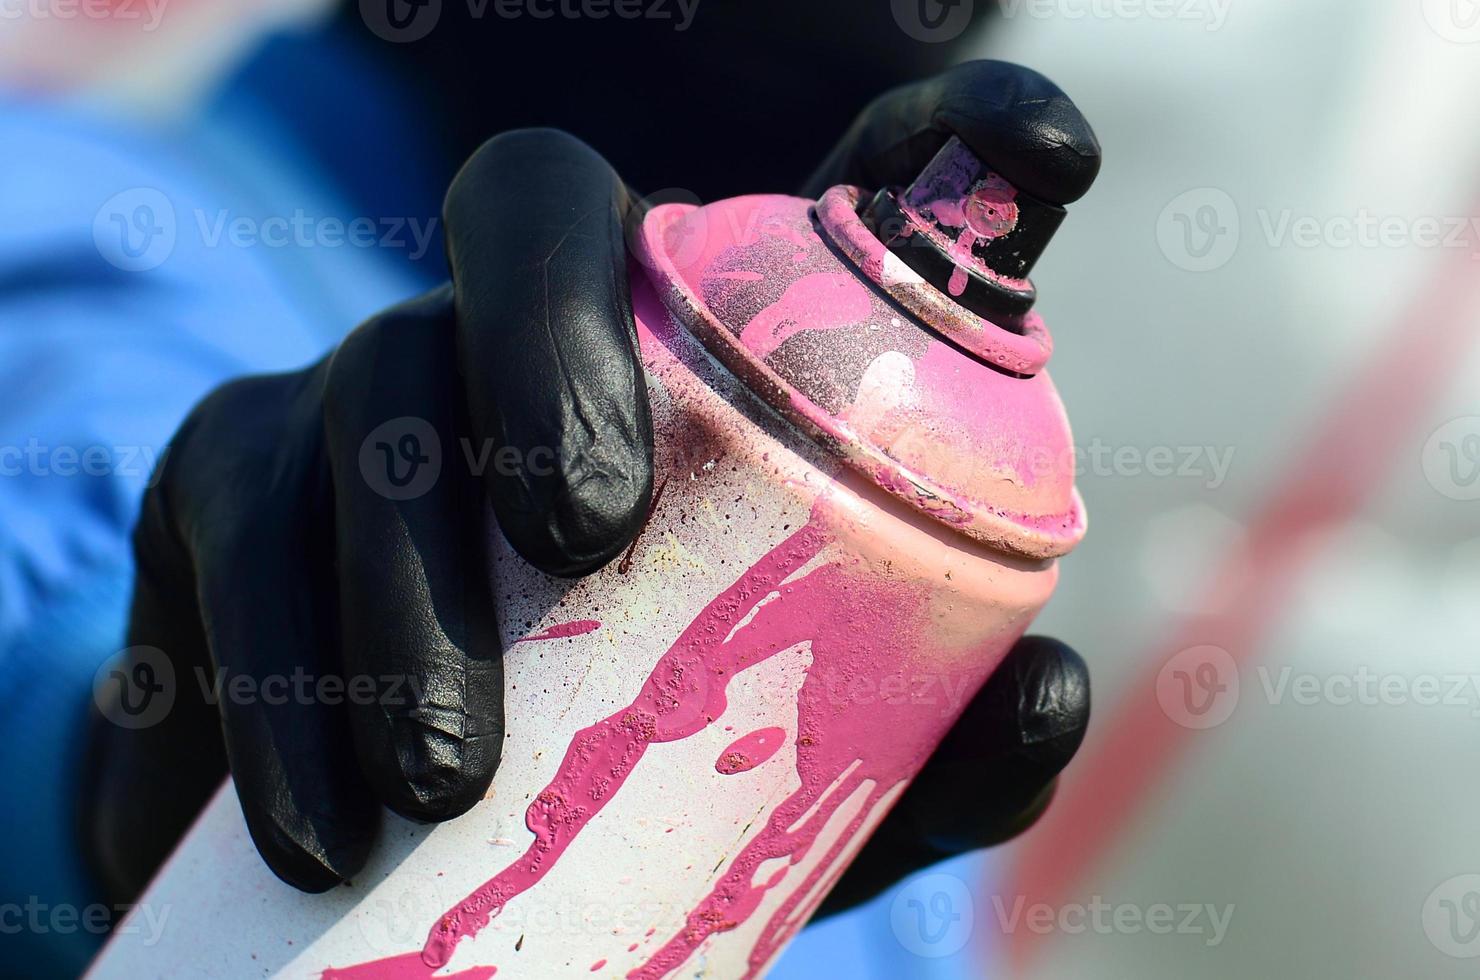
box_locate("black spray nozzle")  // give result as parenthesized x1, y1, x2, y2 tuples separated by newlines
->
(863, 136, 1069, 323)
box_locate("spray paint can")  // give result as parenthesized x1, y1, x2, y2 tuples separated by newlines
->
(89, 135, 1086, 979)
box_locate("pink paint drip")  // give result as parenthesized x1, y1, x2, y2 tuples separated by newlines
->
(714, 727, 787, 775)
(417, 517, 832, 969)
(515, 620, 602, 643)
(400, 500, 991, 979)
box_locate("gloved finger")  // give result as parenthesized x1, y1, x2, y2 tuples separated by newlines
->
(800, 60, 1101, 204)
(167, 366, 379, 892)
(81, 475, 228, 907)
(444, 128, 654, 577)
(814, 635, 1090, 917)
(322, 286, 505, 823)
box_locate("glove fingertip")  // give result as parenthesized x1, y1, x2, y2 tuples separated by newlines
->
(239, 798, 376, 894)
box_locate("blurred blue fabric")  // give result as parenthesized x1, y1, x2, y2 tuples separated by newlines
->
(0, 26, 975, 978)
(0, 31, 432, 972)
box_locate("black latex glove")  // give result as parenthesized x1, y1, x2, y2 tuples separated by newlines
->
(83, 129, 655, 900)
(83, 61, 1095, 917)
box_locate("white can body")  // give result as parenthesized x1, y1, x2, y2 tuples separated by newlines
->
(89, 237, 1059, 980)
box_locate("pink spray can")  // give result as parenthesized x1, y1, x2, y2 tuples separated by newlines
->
(89, 137, 1086, 979)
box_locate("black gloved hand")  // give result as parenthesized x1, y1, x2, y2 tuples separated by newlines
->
(83, 61, 1095, 918)
(83, 129, 655, 900)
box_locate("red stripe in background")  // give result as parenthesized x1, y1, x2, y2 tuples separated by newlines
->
(995, 210, 1480, 973)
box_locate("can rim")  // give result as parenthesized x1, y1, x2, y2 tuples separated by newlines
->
(635, 196, 1086, 561)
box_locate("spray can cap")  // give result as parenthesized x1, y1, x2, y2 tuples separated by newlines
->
(863, 136, 1068, 321)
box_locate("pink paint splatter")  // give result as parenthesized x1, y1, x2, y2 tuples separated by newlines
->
(714, 727, 787, 775)
(590, 960, 607, 972)
(515, 620, 602, 643)
(736, 273, 872, 361)
(410, 499, 1002, 979)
